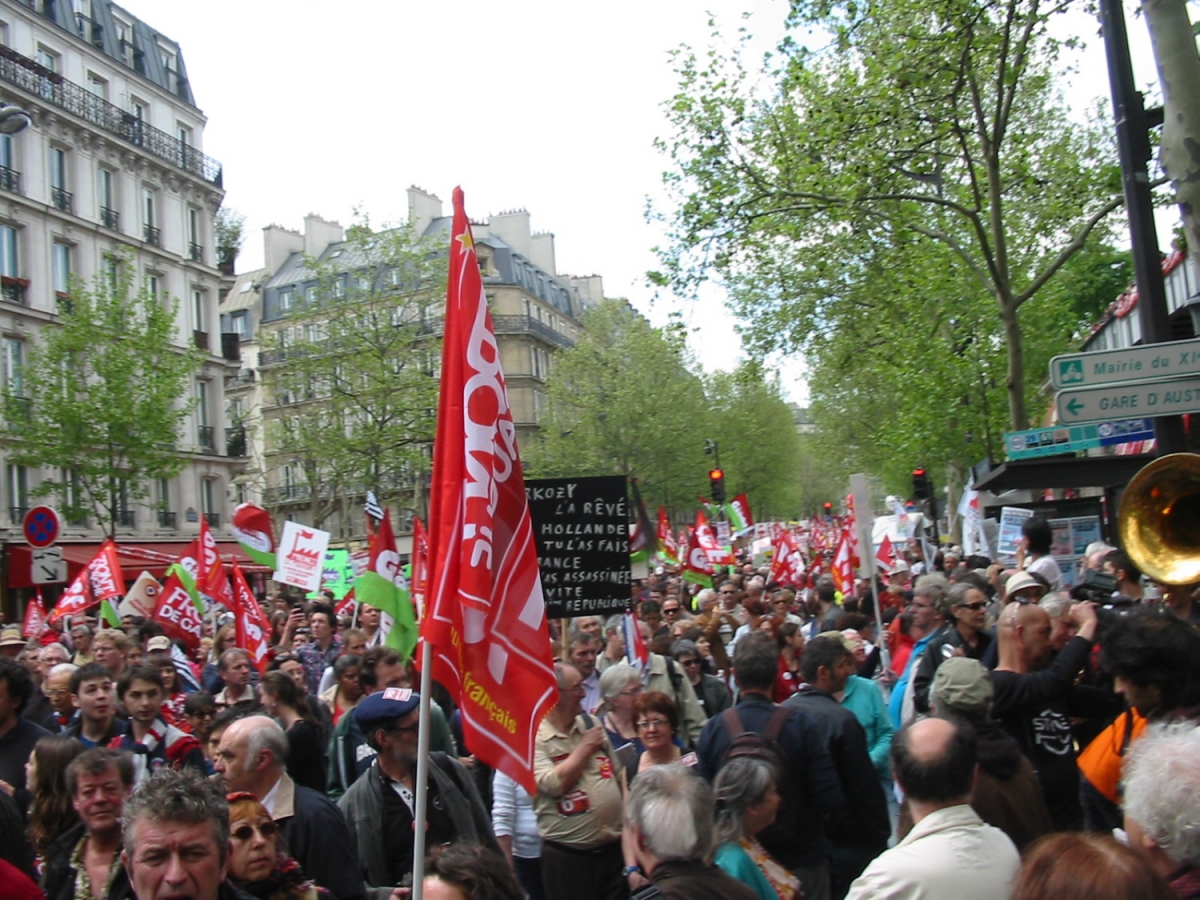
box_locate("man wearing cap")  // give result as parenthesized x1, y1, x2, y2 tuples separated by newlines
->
(922, 657, 1052, 852)
(1002, 570, 1047, 605)
(991, 598, 1110, 830)
(340, 688, 496, 899)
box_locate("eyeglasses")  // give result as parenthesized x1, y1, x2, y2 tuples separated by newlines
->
(636, 718, 670, 731)
(231, 821, 279, 842)
(679, 659, 701, 668)
(384, 723, 420, 735)
(662, 607, 681, 616)
(957, 601, 988, 611)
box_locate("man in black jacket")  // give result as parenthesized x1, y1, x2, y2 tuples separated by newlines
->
(784, 635, 890, 899)
(215, 715, 366, 900)
(696, 633, 844, 900)
(911, 582, 994, 713)
(40, 748, 134, 900)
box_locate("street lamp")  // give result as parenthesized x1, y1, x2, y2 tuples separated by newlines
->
(0, 103, 32, 135)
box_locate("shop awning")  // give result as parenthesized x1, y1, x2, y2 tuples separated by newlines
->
(973, 454, 1154, 493)
(6, 540, 271, 589)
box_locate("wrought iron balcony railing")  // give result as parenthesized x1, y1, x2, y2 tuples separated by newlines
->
(51, 186, 72, 212)
(198, 425, 215, 451)
(0, 166, 19, 193)
(189, 242, 203, 263)
(100, 206, 119, 229)
(0, 46, 222, 185)
(143, 224, 160, 245)
(158, 510, 177, 529)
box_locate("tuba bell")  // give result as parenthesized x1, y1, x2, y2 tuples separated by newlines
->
(1118, 452, 1200, 586)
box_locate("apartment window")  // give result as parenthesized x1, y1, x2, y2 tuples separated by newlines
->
(3, 336, 22, 396)
(156, 477, 170, 509)
(142, 188, 159, 245)
(192, 289, 206, 333)
(304, 285, 317, 305)
(131, 98, 147, 121)
(177, 123, 192, 147)
(146, 273, 159, 302)
(201, 479, 216, 518)
(35, 46, 57, 72)
(231, 311, 248, 339)
(85, 72, 106, 100)
(0, 22, 9, 48)
(159, 46, 176, 76)
(114, 16, 131, 64)
(97, 169, 117, 229)
(103, 255, 119, 295)
(196, 380, 209, 427)
(278, 289, 294, 313)
(332, 277, 345, 300)
(6, 463, 28, 521)
(49, 147, 70, 212)
(0, 225, 17, 278)
(52, 242, 70, 295)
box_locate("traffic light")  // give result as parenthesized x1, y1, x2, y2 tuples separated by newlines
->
(912, 467, 931, 502)
(709, 468, 726, 504)
(823, 502, 833, 518)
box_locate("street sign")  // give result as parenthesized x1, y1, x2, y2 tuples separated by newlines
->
(1004, 419, 1155, 460)
(1050, 337, 1200, 389)
(22, 506, 60, 548)
(31, 547, 66, 584)
(1055, 375, 1200, 425)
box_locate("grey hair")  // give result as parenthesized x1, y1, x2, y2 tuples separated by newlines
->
(604, 614, 624, 636)
(39, 644, 69, 662)
(553, 661, 579, 691)
(567, 630, 596, 650)
(915, 575, 951, 619)
(1039, 592, 1072, 620)
(243, 716, 289, 769)
(626, 763, 713, 862)
(695, 588, 716, 609)
(713, 757, 778, 847)
(598, 663, 640, 699)
(49, 662, 78, 679)
(218, 647, 251, 670)
(1123, 722, 1200, 867)
(122, 767, 230, 866)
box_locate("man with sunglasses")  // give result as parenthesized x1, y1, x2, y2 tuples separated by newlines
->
(339, 688, 496, 898)
(911, 583, 995, 714)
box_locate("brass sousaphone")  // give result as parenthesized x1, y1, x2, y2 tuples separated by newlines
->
(1118, 453, 1200, 585)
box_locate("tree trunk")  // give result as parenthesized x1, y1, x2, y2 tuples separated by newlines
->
(1000, 298, 1029, 430)
(1143, 0, 1200, 272)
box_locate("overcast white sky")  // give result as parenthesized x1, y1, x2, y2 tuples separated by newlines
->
(119, 0, 1165, 403)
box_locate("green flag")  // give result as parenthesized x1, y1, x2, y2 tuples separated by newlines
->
(353, 512, 417, 661)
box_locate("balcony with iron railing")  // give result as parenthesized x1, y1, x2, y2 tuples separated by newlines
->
(143, 224, 160, 246)
(0, 46, 221, 185)
(226, 426, 246, 457)
(51, 186, 72, 212)
(9, 506, 28, 525)
(1, 276, 28, 304)
(158, 510, 178, 529)
(204, 512, 221, 528)
(189, 242, 203, 263)
(0, 166, 19, 194)
(263, 484, 313, 504)
(198, 425, 215, 452)
(100, 206, 118, 230)
(194, 330, 209, 351)
(116, 510, 135, 528)
(491, 314, 575, 349)
(225, 369, 255, 388)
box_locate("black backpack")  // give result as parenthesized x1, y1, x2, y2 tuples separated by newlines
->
(719, 705, 791, 773)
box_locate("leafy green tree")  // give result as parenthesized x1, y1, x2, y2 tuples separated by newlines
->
(655, 0, 1124, 432)
(3, 252, 205, 535)
(260, 222, 443, 534)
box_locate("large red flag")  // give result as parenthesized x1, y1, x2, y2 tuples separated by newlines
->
(22, 591, 48, 638)
(230, 562, 271, 673)
(199, 518, 233, 609)
(88, 538, 126, 603)
(49, 567, 95, 624)
(875, 535, 897, 572)
(656, 507, 679, 564)
(420, 188, 556, 793)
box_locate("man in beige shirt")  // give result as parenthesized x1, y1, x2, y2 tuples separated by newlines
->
(534, 662, 627, 900)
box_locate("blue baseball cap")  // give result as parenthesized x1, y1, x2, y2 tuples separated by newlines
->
(354, 688, 421, 731)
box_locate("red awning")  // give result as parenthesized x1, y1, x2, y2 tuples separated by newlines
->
(6, 540, 271, 589)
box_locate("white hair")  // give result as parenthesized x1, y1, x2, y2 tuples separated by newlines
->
(40, 644, 69, 662)
(695, 588, 716, 609)
(241, 716, 289, 770)
(1124, 722, 1200, 867)
(49, 662, 78, 679)
(626, 764, 713, 861)
(1039, 592, 1072, 620)
(598, 663, 640, 699)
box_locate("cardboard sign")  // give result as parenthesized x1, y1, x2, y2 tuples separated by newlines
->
(274, 521, 331, 591)
(119, 571, 162, 618)
(526, 475, 632, 618)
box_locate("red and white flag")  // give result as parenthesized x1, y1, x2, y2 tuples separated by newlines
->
(622, 611, 649, 671)
(49, 567, 94, 624)
(657, 507, 679, 564)
(88, 538, 126, 603)
(831, 531, 855, 595)
(682, 527, 714, 587)
(419, 188, 557, 794)
(230, 562, 271, 674)
(875, 535, 898, 572)
(199, 518, 233, 610)
(151, 569, 205, 652)
(334, 588, 357, 619)
(22, 591, 48, 638)
(411, 516, 429, 620)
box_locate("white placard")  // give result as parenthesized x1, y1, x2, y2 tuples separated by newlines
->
(119, 571, 161, 618)
(273, 521, 331, 592)
(997, 506, 1034, 562)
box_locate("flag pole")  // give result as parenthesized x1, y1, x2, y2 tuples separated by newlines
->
(410, 638, 434, 900)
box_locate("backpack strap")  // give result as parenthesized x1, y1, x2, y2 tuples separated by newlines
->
(721, 706, 745, 739)
(762, 705, 791, 743)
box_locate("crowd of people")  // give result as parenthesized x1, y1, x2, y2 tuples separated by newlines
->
(1, 512, 1200, 900)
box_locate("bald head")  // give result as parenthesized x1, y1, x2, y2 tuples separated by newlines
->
(213, 715, 288, 797)
(892, 716, 977, 803)
(997, 602, 1053, 670)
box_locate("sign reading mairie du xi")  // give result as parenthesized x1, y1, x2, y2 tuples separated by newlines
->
(526, 475, 631, 618)
(1050, 336, 1200, 390)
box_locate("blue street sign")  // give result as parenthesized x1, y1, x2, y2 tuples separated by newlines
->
(1003, 419, 1154, 460)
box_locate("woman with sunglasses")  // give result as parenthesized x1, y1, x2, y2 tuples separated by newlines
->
(226, 792, 331, 900)
(911, 582, 995, 714)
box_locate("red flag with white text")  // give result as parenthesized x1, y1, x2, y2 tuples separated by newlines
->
(151, 568, 205, 652)
(88, 538, 126, 603)
(682, 527, 714, 587)
(199, 517, 233, 610)
(49, 567, 95, 624)
(22, 591, 48, 638)
(419, 188, 557, 794)
(657, 507, 679, 564)
(832, 531, 855, 595)
(230, 562, 271, 673)
(334, 588, 357, 619)
(876, 535, 897, 572)
(411, 516, 429, 620)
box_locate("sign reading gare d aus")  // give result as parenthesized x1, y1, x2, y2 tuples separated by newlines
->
(526, 475, 632, 618)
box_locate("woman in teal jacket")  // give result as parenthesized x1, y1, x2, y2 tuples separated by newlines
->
(713, 757, 801, 900)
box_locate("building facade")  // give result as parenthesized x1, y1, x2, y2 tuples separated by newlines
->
(0, 0, 242, 612)
(221, 187, 604, 549)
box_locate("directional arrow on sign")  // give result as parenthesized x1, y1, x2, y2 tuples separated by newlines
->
(1056, 374, 1200, 425)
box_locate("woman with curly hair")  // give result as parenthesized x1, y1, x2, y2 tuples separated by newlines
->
(423, 841, 523, 900)
(226, 792, 331, 900)
(25, 735, 84, 867)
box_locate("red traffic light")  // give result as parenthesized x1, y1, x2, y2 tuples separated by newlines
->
(823, 502, 832, 511)
(709, 468, 724, 481)
(913, 468, 926, 477)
